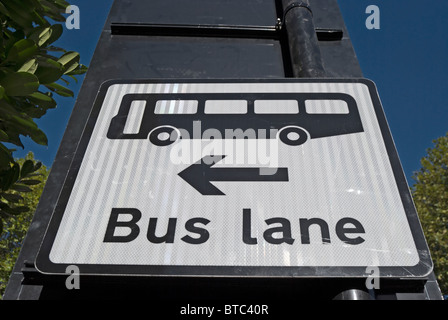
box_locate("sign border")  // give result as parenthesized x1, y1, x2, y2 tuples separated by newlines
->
(35, 78, 433, 278)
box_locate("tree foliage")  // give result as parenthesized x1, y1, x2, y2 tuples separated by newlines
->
(0, 152, 49, 299)
(412, 133, 448, 295)
(0, 0, 86, 234)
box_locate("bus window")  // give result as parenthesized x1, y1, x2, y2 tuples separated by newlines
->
(123, 100, 146, 134)
(155, 100, 198, 114)
(305, 99, 349, 114)
(204, 100, 247, 114)
(254, 100, 299, 114)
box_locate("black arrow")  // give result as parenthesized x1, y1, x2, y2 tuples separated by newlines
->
(178, 155, 289, 196)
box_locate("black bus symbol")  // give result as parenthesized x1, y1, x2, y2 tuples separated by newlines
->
(107, 92, 364, 146)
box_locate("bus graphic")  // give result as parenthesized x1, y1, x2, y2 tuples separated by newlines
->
(107, 92, 364, 146)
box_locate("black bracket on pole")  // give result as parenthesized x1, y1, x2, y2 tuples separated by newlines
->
(111, 23, 342, 42)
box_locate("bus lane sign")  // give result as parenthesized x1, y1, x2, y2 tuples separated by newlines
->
(36, 79, 432, 279)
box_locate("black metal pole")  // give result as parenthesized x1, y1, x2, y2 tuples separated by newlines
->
(281, 0, 326, 77)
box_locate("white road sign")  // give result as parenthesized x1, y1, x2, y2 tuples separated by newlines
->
(36, 79, 432, 278)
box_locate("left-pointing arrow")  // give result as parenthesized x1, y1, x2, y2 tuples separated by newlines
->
(178, 155, 289, 196)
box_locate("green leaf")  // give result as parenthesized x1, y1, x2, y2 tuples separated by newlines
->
(3, 114, 48, 146)
(45, 82, 73, 97)
(34, 58, 63, 84)
(1, 192, 24, 203)
(28, 127, 48, 146)
(0, 130, 8, 141)
(33, 161, 42, 171)
(0, 86, 5, 99)
(66, 64, 88, 76)
(0, 128, 23, 148)
(0, 72, 39, 96)
(33, 26, 51, 46)
(58, 51, 80, 74)
(59, 77, 70, 86)
(1, 0, 35, 30)
(0, 2, 11, 17)
(18, 59, 38, 74)
(0, 162, 20, 191)
(46, 45, 67, 53)
(6, 39, 38, 67)
(19, 179, 41, 186)
(28, 24, 63, 47)
(65, 74, 78, 84)
(0, 100, 23, 121)
(11, 184, 32, 193)
(2, 205, 30, 215)
(39, 0, 67, 22)
(27, 91, 57, 108)
(22, 172, 43, 178)
(3, 30, 25, 59)
(20, 160, 35, 178)
(0, 144, 14, 171)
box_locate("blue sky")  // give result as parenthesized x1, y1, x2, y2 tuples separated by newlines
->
(13, 0, 448, 186)
(339, 1, 448, 184)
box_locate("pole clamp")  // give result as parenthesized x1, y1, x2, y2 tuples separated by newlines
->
(283, 1, 313, 20)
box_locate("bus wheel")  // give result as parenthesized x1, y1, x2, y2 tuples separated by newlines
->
(149, 126, 179, 146)
(278, 126, 309, 146)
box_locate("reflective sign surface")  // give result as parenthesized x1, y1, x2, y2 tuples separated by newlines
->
(37, 79, 432, 278)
